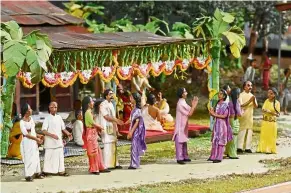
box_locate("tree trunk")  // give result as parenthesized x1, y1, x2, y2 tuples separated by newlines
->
(209, 40, 221, 130)
(1, 76, 17, 158)
(245, 23, 259, 72)
(248, 29, 258, 56)
(211, 40, 221, 99)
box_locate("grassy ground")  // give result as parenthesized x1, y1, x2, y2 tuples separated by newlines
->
(80, 158, 291, 193)
(118, 131, 212, 165)
(117, 116, 261, 165)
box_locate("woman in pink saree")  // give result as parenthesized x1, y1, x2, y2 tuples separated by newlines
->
(208, 90, 233, 163)
(82, 96, 110, 175)
(172, 88, 198, 165)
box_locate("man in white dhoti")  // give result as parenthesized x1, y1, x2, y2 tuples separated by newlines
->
(131, 71, 154, 107)
(42, 102, 72, 176)
(99, 89, 124, 169)
(20, 103, 44, 181)
(142, 94, 166, 132)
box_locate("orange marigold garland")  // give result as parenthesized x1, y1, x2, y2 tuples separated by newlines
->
(79, 68, 98, 84)
(150, 61, 165, 77)
(163, 60, 176, 75)
(99, 66, 116, 82)
(42, 72, 60, 87)
(17, 72, 35, 88)
(193, 56, 211, 70)
(135, 63, 151, 77)
(59, 71, 79, 88)
(116, 66, 133, 80)
(175, 59, 190, 71)
(181, 59, 191, 70)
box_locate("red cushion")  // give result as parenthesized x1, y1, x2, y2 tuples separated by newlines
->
(119, 124, 209, 138)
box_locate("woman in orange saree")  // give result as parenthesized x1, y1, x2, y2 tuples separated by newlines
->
(82, 96, 110, 175)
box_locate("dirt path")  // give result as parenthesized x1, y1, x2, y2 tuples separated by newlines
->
(2, 136, 291, 193)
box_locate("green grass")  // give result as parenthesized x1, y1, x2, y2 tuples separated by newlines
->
(117, 110, 211, 165)
(81, 160, 291, 193)
(118, 132, 212, 165)
(189, 109, 210, 126)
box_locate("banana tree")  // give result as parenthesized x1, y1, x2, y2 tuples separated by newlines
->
(0, 21, 52, 157)
(168, 22, 194, 39)
(193, 8, 246, 102)
(63, 1, 104, 19)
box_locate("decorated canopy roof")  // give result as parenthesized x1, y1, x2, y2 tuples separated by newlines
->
(47, 31, 196, 50)
(1, 1, 83, 26)
(17, 32, 211, 89)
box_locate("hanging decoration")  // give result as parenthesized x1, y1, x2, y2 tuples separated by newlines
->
(59, 71, 79, 88)
(99, 66, 116, 82)
(134, 63, 151, 77)
(116, 66, 133, 80)
(16, 41, 212, 88)
(164, 60, 176, 75)
(79, 67, 99, 84)
(17, 56, 211, 88)
(150, 61, 165, 76)
(42, 72, 60, 87)
(193, 56, 212, 70)
(176, 58, 191, 71)
(17, 72, 35, 88)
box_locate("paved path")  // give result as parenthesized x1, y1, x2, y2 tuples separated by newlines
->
(243, 181, 291, 193)
(2, 136, 291, 193)
(2, 112, 291, 193)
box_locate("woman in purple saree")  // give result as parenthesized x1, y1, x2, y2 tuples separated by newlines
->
(127, 93, 147, 169)
(209, 89, 233, 163)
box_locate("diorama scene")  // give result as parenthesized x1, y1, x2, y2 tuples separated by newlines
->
(1, 1, 291, 193)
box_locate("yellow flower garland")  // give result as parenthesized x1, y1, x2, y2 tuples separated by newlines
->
(133, 63, 151, 78)
(193, 56, 212, 70)
(15, 55, 213, 88)
(41, 78, 59, 88)
(41, 73, 60, 88)
(116, 67, 133, 80)
(59, 72, 79, 88)
(79, 68, 100, 84)
(98, 66, 117, 83)
(17, 72, 35, 88)
(150, 63, 166, 77)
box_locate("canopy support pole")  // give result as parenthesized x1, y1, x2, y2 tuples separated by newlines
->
(277, 12, 282, 91)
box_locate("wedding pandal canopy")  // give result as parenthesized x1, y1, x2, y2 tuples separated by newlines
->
(17, 31, 212, 88)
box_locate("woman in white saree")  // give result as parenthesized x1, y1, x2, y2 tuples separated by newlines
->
(20, 103, 44, 181)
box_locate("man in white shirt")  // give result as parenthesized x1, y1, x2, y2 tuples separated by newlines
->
(99, 89, 124, 169)
(42, 102, 72, 176)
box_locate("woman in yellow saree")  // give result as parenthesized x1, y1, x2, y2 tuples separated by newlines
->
(257, 88, 280, 154)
